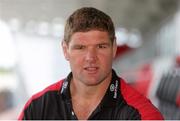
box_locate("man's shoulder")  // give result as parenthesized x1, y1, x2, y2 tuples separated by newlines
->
(31, 79, 64, 101)
(18, 79, 65, 120)
(119, 78, 164, 120)
(120, 79, 148, 102)
(23, 79, 63, 108)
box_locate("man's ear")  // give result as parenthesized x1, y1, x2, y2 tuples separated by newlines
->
(61, 41, 69, 61)
(113, 37, 117, 58)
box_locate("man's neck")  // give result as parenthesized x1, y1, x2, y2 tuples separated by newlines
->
(70, 73, 112, 119)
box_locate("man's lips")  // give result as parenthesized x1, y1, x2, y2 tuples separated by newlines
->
(84, 67, 99, 73)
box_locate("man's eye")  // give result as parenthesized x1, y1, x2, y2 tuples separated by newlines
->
(98, 44, 108, 49)
(74, 45, 85, 49)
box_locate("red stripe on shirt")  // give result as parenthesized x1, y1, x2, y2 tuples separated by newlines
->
(18, 80, 64, 120)
(120, 79, 164, 120)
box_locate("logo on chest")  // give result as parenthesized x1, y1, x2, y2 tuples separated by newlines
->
(110, 80, 118, 99)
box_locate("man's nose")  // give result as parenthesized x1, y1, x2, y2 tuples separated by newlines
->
(85, 48, 97, 62)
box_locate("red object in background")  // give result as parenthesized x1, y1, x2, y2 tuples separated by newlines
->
(175, 55, 180, 67)
(176, 93, 180, 107)
(175, 55, 180, 107)
(115, 45, 132, 58)
(131, 64, 153, 97)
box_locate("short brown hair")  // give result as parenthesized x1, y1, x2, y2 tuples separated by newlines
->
(63, 7, 115, 44)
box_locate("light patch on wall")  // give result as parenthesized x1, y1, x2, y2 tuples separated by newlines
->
(0, 20, 17, 69)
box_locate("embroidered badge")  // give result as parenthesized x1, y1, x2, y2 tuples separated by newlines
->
(110, 84, 115, 92)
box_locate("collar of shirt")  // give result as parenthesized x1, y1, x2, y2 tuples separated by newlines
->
(60, 69, 122, 108)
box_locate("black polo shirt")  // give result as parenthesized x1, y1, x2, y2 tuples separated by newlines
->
(18, 70, 163, 120)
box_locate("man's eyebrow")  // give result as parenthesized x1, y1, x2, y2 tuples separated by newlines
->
(96, 42, 111, 45)
(72, 44, 85, 46)
(99, 42, 110, 44)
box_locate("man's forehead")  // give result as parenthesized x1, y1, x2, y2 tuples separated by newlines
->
(72, 30, 109, 37)
(70, 30, 109, 41)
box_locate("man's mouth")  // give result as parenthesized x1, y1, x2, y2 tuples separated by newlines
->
(84, 67, 99, 73)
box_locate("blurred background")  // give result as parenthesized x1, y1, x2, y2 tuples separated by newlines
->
(0, 0, 180, 119)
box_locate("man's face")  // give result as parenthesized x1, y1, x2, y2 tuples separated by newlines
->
(62, 30, 117, 86)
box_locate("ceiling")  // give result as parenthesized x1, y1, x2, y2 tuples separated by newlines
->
(0, 0, 179, 34)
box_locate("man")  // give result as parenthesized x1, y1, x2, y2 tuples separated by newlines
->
(18, 7, 164, 120)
